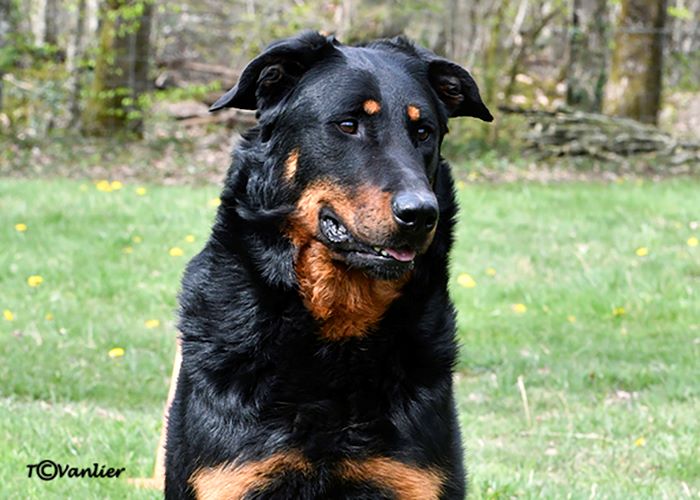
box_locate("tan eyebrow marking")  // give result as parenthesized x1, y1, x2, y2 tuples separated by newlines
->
(407, 105, 421, 121)
(363, 99, 382, 115)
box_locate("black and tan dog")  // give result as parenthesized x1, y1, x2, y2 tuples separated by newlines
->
(163, 31, 492, 499)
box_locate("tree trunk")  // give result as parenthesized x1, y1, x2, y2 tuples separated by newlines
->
(68, 0, 87, 128)
(566, 0, 608, 112)
(44, 0, 59, 47)
(604, 0, 667, 124)
(82, 0, 153, 137)
(482, 0, 511, 140)
(504, 6, 561, 103)
(0, 0, 17, 111)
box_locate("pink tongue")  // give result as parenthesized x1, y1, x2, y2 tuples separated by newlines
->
(384, 248, 416, 262)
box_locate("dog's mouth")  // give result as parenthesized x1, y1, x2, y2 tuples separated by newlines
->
(318, 207, 417, 280)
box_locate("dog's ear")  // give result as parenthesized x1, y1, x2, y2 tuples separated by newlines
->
(427, 59, 493, 122)
(210, 32, 338, 112)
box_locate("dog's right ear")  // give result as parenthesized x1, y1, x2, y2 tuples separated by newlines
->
(210, 32, 338, 113)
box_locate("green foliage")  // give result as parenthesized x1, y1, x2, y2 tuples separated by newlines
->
(1, 61, 69, 137)
(0, 44, 19, 73)
(667, 5, 693, 21)
(442, 114, 529, 161)
(668, 50, 700, 91)
(151, 82, 222, 104)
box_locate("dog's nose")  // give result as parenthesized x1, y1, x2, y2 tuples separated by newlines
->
(391, 191, 439, 233)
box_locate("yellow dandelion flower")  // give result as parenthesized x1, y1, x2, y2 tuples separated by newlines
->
(45, 313, 54, 321)
(144, 319, 160, 329)
(567, 315, 577, 324)
(635, 247, 648, 257)
(132, 235, 143, 244)
(688, 237, 698, 248)
(108, 347, 125, 358)
(184, 234, 196, 243)
(512, 303, 527, 314)
(456, 180, 466, 190)
(95, 180, 112, 192)
(122, 246, 133, 254)
(613, 306, 626, 317)
(110, 180, 123, 191)
(485, 267, 497, 277)
(169, 247, 184, 257)
(457, 273, 476, 288)
(27, 275, 43, 287)
(208, 197, 222, 208)
(79, 184, 89, 192)
(14, 223, 27, 232)
(135, 186, 147, 196)
(634, 436, 646, 447)
(3, 310, 14, 321)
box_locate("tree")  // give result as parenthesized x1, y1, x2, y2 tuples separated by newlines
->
(44, 0, 59, 48)
(82, 0, 153, 137)
(67, 0, 87, 128)
(0, 0, 18, 112)
(566, 0, 608, 112)
(604, 0, 667, 124)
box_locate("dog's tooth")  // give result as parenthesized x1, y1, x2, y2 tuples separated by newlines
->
(373, 246, 382, 252)
(380, 250, 389, 257)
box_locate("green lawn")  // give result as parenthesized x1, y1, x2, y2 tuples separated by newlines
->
(1, 177, 698, 499)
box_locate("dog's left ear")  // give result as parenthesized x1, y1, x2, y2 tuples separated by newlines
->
(210, 31, 338, 112)
(427, 59, 493, 122)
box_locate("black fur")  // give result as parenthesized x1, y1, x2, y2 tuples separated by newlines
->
(165, 32, 492, 500)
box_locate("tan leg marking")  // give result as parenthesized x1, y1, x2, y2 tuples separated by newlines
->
(337, 457, 445, 500)
(189, 451, 312, 500)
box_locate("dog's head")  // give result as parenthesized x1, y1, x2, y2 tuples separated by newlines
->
(211, 33, 493, 339)
(212, 32, 491, 338)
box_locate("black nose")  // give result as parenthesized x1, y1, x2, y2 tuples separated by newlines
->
(391, 191, 439, 233)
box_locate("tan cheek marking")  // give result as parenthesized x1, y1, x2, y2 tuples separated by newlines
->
(284, 149, 299, 182)
(286, 181, 349, 248)
(337, 457, 445, 500)
(189, 451, 312, 500)
(363, 99, 382, 115)
(407, 105, 421, 121)
(286, 181, 407, 340)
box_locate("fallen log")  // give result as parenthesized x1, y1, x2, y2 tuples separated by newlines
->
(499, 106, 700, 167)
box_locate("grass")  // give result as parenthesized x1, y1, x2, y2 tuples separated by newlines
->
(0, 176, 698, 498)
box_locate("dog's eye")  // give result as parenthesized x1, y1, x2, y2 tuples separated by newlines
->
(337, 120, 358, 135)
(417, 126, 432, 142)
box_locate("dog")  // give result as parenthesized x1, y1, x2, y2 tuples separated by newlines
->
(163, 31, 492, 499)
